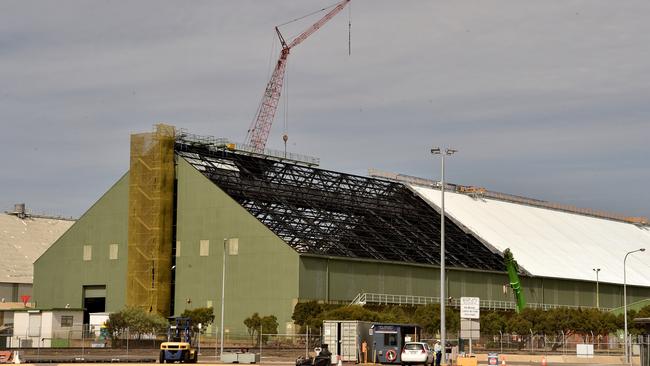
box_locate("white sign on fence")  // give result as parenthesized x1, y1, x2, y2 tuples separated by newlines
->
(576, 344, 594, 358)
(460, 297, 480, 319)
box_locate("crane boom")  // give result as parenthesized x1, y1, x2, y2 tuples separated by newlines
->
(288, 0, 351, 49)
(504, 248, 527, 313)
(245, 0, 350, 153)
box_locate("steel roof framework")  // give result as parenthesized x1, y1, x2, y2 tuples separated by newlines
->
(176, 143, 504, 271)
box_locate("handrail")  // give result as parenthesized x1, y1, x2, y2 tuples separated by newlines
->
(349, 292, 610, 311)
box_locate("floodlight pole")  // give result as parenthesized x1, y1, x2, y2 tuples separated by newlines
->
(220, 238, 228, 359)
(624, 248, 645, 364)
(431, 147, 456, 365)
(592, 268, 600, 309)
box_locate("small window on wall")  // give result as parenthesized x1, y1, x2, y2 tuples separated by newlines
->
(200, 240, 210, 256)
(83, 245, 92, 261)
(384, 333, 397, 346)
(228, 238, 239, 255)
(109, 244, 119, 260)
(61, 315, 74, 327)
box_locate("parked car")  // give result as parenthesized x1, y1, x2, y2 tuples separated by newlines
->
(400, 342, 434, 366)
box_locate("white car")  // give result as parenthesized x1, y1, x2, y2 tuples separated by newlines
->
(400, 342, 434, 366)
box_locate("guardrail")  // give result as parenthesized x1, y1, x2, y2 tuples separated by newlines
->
(350, 292, 610, 311)
(175, 131, 320, 167)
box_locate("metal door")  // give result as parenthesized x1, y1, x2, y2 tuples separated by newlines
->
(340, 322, 358, 362)
(322, 321, 339, 360)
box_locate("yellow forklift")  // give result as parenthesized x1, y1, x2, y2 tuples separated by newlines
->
(160, 317, 198, 363)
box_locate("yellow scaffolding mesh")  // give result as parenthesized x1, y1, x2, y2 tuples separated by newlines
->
(127, 124, 175, 315)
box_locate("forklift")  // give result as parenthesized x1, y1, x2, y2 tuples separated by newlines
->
(160, 317, 198, 363)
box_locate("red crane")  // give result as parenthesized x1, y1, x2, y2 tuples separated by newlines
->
(244, 0, 351, 153)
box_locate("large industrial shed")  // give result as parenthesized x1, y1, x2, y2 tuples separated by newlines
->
(33, 125, 650, 334)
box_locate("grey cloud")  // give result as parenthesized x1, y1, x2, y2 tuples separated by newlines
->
(1, 0, 649, 219)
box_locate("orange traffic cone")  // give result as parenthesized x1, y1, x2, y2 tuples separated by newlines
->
(541, 356, 547, 366)
(501, 355, 507, 366)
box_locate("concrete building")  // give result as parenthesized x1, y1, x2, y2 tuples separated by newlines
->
(33, 125, 650, 335)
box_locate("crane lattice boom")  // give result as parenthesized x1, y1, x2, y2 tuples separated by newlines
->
(245, 0, 350, 153)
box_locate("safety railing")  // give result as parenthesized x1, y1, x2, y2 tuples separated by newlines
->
(350, 292, 610, 311)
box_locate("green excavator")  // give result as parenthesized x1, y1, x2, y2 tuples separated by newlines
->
(504, 248, 526, 313)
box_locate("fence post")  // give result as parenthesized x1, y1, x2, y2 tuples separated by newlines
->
(499, 330, 502, 354)
(126, 327, 130, 358)
(81, 324, 85, 357)
(260, 325, 262, 364)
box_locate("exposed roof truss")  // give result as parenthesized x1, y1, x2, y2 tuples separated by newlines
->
(176, 143, 505, 271)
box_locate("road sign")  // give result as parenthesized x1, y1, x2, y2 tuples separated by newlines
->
(460, 297, 480, 319)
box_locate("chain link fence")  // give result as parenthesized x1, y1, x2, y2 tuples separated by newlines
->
(0, 323, 325, 363)
(2, 324, 649, 363)
(450, 331, 650, 358)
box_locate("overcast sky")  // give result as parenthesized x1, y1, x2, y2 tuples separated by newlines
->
(1, 1, 649, 219)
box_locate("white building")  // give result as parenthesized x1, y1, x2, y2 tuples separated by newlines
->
(9, 308, 83, 348)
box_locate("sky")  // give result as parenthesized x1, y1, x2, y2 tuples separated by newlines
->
(1, 0, 649, 219)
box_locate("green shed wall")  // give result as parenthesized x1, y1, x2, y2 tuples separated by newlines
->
(34, 174, 129, 311)
(174, 157, 300, 335)
(299, 256, 650, 309)
(298, 256, 510, 302)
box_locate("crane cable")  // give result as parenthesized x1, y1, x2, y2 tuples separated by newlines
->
(272, 0, 351, 152)
(277, 1, 340, 28)
(277, 1, 340, 155)
(247, 32, 279, 140)
(348, 1, 352, 55)
(283, 60, 289, 157)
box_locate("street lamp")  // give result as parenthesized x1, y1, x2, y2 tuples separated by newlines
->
(592, 268, 601, 309)
(220, 238, 228, 359)
(623, 248, 645, 364)
(431, 147, 457, 364)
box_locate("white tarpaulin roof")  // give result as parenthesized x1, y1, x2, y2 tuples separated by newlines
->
(410, 185, 650, 287)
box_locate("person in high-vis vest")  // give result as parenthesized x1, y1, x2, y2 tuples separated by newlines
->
(434, 340, 442, 366)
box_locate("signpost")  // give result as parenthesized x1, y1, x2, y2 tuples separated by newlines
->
(460, 297, 480, 356)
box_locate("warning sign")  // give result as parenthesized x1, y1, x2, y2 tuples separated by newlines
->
(460, 297, 480, 319)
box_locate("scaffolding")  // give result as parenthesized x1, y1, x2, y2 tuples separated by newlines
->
(127, 124, 175, 315)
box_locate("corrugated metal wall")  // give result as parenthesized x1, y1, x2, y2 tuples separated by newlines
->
(173, 157, 301, 334)
(33, 174, 130, 311)
(299, 256, 650, 308)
